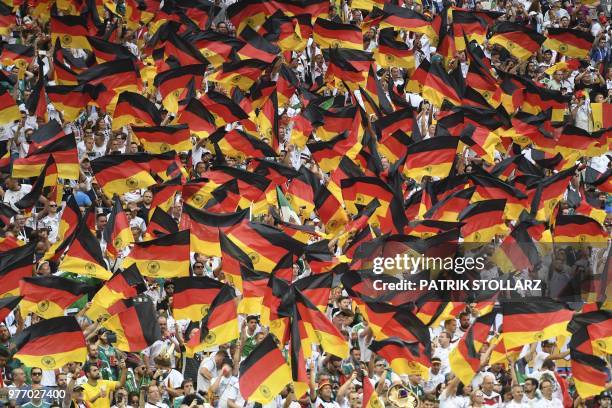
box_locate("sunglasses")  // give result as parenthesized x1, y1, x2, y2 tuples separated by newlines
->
(31, 372, 42, 376)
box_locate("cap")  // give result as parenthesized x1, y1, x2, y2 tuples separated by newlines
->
(318, 381, 333, 391)
(73, 385, 84, 391)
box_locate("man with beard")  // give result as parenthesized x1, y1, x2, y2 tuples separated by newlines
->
(456, 312, 471, 339)
(82, 359, 128, 408)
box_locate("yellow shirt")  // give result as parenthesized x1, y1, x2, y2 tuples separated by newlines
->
(82, 379, 119, 408)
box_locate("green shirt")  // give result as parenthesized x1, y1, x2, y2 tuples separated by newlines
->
(21, 402, 51, 408)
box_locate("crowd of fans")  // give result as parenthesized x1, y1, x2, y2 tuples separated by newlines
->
(0, 0, 610, 405)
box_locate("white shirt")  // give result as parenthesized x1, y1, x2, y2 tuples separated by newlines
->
(197, 355, 218, 393)
(439, 393, 469, 408)
(145, 402, 169, 408)
(212, 375, 240, 408)
(3, 184, 33, 210)
(433, 346, 452, 374)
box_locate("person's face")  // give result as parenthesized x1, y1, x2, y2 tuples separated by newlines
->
(247, 319, 257, 332)
(183, 382, 194, 395)
(88, 366, 101, 380)
(217, 23, 228, 34)
(320, 384, 333, 399)
(348, 392, 360, 408)
(459, 315, 470, 329)
(600, 397, 611, 408)
(439, 332, 450, 347)
(540, 382, 553, 398)
(473, 390, 485, 403)
(31, 369, 43, 384)
(96, 215, 107, 230)
(423, 401, 435, 408)
(482, 377, 494, 392)
(15, 215, 25, 227)
(158, 317, 168, 332)
(88, 344, 99, 358)
(350, 349, 361, 362)
(431, 361, 441, 374)
(0, 326, 10, 341)
(57, 374, 67, 388)
(374, 361, 386, 375)
(13, 369, 25, 383)
(143, 192, 153, 204)
(147, 386, 161, 403)
(524, 380, 535, 392)
(193, 262, 205, 276)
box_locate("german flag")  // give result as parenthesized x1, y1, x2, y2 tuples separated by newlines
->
(0, 140, 9, 174)
(251, 158, 300, 185)
(90, 155, 157, 196)
(181, 204, 249, 257)
(568, 311, 612, 356)
(51, 14, 92, 50)
(528, 166, 576, 222)
(424, 187, 474, 222)
(0, 2, 14, 37)
(452, 11, 488, 50)
(313, 18, 362, 50)
(294, 289, 348, 358)
(459, 124, 501, 165)
(468, 173, 528, 220)
(87, 36, 134, 63)
(555, 125, 607, 158)
(408, 60, 463, 107)
(220, 231, 253, 292)
(285, 166, 319, 219)
(176, 97, 216, 138)
(209, 59, 269, 92)
(203, 180, 242, 214)
(458, 199, 507, 242)
(234, 266, 266, 314)
(122, 230, 190, 278)
(544, 28, 594, 59)
(591, 103, 612, 131)
(102, 299, 161, 351)
(0, 243, 35, 297)
(314, 186, 349, 234)
(374, 105, 416, 143)
(112, 91, 161, 130)
(12, 133, 79, 180)
(132, 125, 192, 154)
(256, 90, 279, 148)
(13, 316, 87, 370)
(569, 349, 608, 398)
(59, 221, 113, 280)
(239, 333, 291, 404)
(164, 30, 209, 67)
(205, 165, 271, 206)
(238, 26, 280, 63)
(188, 30, 244, 69)
(186, 285, 239, 355)
(294, 272, 333, 312)
(362, 369, 383, 408)
(226, 221, 304, 273)
(402, 136, 458, 181)
(172, 277, 225, 322)
(376, 31, 416, 70)
(25, 61, 47, 119)
(0, 88, 21, 126)
(45, 84, 98, 122)
(489, 22, 546, 61)
(365, 65, 394, 115)
(522, 81, 570, 123)
(226, 0, 271, 33)
(325, 48, 369, 89)
(449, 314, 493, 385)
(501, 299, 572, 349)
(553, 214, 608, 244)
(19, 276, 92, 319)
(145, 208, 179, 239)
(82, 261, 141, 315)
(13, 155, 60, 213)
(380, 3, 435, 39)
(102, 196, 133, 258)
(491, 221, 540, 273)
(0, 296, 21, 322)
(262, 11, 306, 52)
(181, 178, 217, 209)
(53, 57, 79, 85)
(210, 128, 276, 160)
(307, 131, 362, 173)
(370, 338, 431, 378)
(0, 43, 34, 68)
(199, 90, 249, 127)
(154, 64, 206, 113)
(149, 179, 181, 221)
